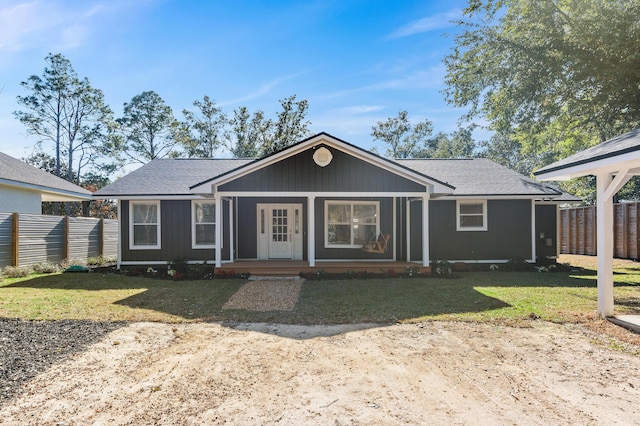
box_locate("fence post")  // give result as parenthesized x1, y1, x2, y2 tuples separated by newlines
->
(100, 218, 105, 257)
(64, 215, 70, 262)
(12, 213, 19, 267)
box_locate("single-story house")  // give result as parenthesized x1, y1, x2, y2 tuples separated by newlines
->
(0, 152, 92, 214)
(94, 132, 577, 270)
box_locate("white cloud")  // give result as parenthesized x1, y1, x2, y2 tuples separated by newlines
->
(0, 1, 152, 52)
(387, 9, 462, 39)
(218, 71, 308, 106)
(321, 65, 446, 99)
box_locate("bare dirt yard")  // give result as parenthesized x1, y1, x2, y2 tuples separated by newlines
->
(1, 319, 639, 425)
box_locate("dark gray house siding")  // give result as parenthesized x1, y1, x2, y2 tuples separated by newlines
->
(219, 145, 426, 193)
(313, 197, 395, 260)
(236, 197, 308, 259)
(121, 200, 230, 263)
(235, 196, 396, 260)
(409, 199, 533, 261)
(535, 204, 557, 259)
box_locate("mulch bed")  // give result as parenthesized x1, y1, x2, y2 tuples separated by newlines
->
(0, 318, 122, 405)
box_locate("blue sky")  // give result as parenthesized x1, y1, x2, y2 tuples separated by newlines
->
(0, 0, 483, 165)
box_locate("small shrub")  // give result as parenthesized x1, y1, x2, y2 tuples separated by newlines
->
(489, 264, 499, 271)
(504, 257, 530, 272)
(430, 260, 452, 276)
(33, 262, 61, 274)
(2, 265, 32, 278)
(169, 258, 188, 274)
(405, 265, 421, 277)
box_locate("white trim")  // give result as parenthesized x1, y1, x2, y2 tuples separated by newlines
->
(422, 196, 429, 266)
(456, 200, 487, 232)
(436, 195, 560, 200)
(392, 196, 397, 261)
(129, 200, 161, 250)
(117, 200, 122, 269)
(191, 199, 217, 249)
(215, 194, 222, 267)
(536, 151, 640, 181)
(112, 195, 208, 201)
(406, 198, 411, 262)
(191, 134, 454, 195)
(324, 200, 380, 248)
(119, 260, 233, 266)
(597, 172, 615, 317)
(229, 199, 234, 262)
(308, 196, 316, 267)
(214, 191, 430, 198)
(530, 199, 536, 263)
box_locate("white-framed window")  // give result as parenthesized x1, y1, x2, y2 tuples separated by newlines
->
(129, 200, 161, 249)
(456, 200, 487, 231)
(325, 200, 379, 248)
(192, 200, 216, 249)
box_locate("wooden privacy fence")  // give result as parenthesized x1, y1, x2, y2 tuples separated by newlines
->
(560, 202, 640, 259)
(0, 212, 117, 268)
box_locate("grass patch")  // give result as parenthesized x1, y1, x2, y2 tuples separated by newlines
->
(1, 261, 638, 324)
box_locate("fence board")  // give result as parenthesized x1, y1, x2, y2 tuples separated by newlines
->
(0, 213, 117, 268)
(0, 213, 12, 268)
(561, 202, 640, 259)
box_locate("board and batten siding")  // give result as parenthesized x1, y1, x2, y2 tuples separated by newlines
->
(410, 199, 533, 262)
(219, 145, 426, 193)
(120, 199, 230, 263)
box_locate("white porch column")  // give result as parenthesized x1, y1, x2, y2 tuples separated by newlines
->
(308, 196, 316, 267)
(228, 198, 234, 262)
(422, 195, 430, 267)
(596, 169, 632, 318)
(406, 198, 411, 262)
(215, 194, 222, 268)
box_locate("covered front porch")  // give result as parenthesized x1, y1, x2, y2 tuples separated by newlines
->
(216, 260, 431, 277)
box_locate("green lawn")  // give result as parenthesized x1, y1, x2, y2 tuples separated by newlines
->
(1, 264, 638, 324)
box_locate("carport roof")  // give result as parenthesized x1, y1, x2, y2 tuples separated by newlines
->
(534, 127, 640, 180)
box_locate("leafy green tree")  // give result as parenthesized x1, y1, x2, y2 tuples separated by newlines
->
(113, 91, 180, 164)
(228, 106, 270, 158)
(444, 0, 640, 144)
(430, 127, 476, 159)
(263, 95, 311, 156)
(179, 95, 227, 158)
(14, 53, 114, 184)
(371, 110, 434, 158)
(228, 95, 311, 158)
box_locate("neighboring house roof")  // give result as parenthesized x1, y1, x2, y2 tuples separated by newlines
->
(0, 152, 92, 201)
(94, 159, 254, 197)
(534, 127, 640, 180)
(397, 158, 563, 198)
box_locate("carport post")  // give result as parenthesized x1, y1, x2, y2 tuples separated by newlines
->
(596, 173, 614, 317)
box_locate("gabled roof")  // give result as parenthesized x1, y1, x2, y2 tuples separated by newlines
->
(397, 158, 563, 197)
(0, 152, 92, 201)
(93, 158, 253, 197)
(534, 127, 640, 180)
(190, 132, 455, 194)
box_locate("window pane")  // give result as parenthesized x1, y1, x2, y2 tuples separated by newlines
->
(354, 224, 376, 245)
(134, 224, 157, 245)
(353, 204, 377, 224)
(328, 204, 350, 223)
(328, 224, 351, 244)
(196, 202, 215, 223)
(460, 215, 484, 227)
(460, 203, 483, 215)
(196, 224, 215, 245)
(133, 203, 157, 224)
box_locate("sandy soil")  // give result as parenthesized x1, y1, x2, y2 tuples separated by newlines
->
(1, 320, 639, 425)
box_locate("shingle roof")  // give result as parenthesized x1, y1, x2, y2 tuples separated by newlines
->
(534, 127, 640, 176)
(94, 158, 254, 197)
(95, 155, 567, 199)
(0, 152, 91, 199)
(397, 158, 563, 197)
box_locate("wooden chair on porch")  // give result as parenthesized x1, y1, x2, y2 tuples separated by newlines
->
(361, 232, 391, 254)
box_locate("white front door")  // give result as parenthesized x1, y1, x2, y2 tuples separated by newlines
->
(257, 204, 303, 260)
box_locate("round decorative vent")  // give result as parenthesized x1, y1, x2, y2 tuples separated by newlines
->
(313, 147, 333, 167)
